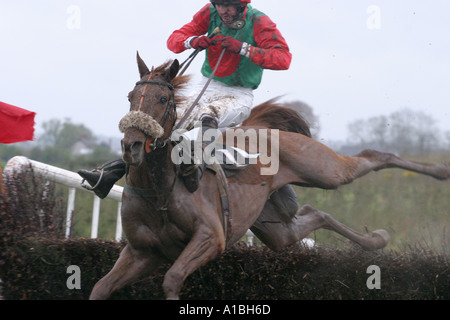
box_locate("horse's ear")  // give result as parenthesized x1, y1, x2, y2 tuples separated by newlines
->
(168, 59, 179, 81)
(137, 51, 150, 78)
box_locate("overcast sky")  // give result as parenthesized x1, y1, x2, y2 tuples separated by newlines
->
(1, 0, 449, 144)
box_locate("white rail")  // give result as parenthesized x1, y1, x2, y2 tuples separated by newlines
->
(3, 156, 123, 241)
(3, 156, 260, 246)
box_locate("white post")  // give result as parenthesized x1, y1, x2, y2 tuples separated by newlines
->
(91, 196, 101, 238)
(246, 230, 254, 246)
(66, 188, 76, 239)
(115, 202, 122, 242)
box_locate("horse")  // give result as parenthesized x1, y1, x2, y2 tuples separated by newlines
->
(89, 54, 450, 300)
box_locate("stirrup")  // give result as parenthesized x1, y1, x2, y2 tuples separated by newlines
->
(81, 168, 104, 191)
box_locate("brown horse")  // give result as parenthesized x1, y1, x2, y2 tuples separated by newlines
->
(89, 55, 450, 300)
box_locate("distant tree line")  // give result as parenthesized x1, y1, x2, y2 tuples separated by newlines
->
(1, 108, 448, 170)
(345, 108, 449, 156)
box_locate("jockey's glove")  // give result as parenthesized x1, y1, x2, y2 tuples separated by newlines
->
(189, 36, 213, 50)
(220, 36, 252, 58)
(221, 36, 243, 54)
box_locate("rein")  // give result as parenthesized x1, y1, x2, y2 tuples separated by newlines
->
(178, 27, 221, 76)
(175, 47, 227, 131)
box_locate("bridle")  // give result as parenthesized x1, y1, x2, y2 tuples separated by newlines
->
(135, 74, 176, 152)
(121, 74, 179, 210)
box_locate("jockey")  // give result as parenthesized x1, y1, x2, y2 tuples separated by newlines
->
(168, 0, 292, 129)
(78, 0, 292, 196)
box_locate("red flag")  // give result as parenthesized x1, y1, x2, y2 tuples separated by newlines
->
(0, 101, 36, 144)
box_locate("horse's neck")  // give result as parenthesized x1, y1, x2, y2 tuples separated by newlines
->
(127, 146, 175, 191)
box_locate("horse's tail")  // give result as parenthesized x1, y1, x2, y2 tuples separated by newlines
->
(242, 98, 312, 138)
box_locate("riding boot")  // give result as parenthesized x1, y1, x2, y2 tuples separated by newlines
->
(181, 114, 219, 193)
(78, 158, 126, 199)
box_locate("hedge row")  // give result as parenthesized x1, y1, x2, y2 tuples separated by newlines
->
(1, 237, 448, 300)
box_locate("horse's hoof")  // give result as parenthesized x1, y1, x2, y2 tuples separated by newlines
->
(437, 163, 450, 180)
(369, 229, 390, 249)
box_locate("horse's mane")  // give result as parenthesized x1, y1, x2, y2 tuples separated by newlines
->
(242, 99, 312, 138)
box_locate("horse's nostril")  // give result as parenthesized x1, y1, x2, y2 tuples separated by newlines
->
(131, 141, 143, 153)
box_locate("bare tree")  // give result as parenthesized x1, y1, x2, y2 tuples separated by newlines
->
(347, 115, 389, 150)
(444, 131, 450, 153)
(346, 109, 440, 155)
(389, 109, 439, 155)
(283, 100, 320, 138)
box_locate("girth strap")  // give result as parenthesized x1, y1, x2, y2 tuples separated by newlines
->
(210, 159, 232, 242)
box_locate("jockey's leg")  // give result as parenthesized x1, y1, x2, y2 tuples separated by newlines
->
(78, 158, 126, 199)
(181, 114, 219, 192)
(175, 78, 253, 192)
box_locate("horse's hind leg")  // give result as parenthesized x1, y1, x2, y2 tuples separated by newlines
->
(348, 149, 450, 182)
(279, 135, 450, 189)
(89, 244, 166, 300)
(251, 204, 389, 251)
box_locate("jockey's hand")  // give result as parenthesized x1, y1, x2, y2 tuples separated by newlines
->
(190, 36, 213, 50)
(221, 36, 243, 54)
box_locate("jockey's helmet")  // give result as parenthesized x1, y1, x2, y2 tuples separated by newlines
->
(210, 0, 250, 20)
(210, 0, 251, 6)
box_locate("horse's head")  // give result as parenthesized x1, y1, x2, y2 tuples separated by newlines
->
(119, 53, 183, 166)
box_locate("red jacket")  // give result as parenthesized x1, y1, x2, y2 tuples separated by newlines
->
(167, 4, 291, 84)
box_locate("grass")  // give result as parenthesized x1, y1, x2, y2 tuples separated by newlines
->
(56, 182, 124, 240)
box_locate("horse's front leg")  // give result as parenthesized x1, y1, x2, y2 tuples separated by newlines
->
(162, 225, 226, 300)
(90, 244, 165, 300)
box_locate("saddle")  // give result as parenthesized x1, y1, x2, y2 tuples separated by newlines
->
(208, 144, 260, 177)
(203, 145, 259, 241)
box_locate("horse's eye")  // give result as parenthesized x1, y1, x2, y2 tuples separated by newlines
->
(159, 96, 168, 104)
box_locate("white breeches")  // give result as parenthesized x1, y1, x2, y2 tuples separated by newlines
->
(175, 76, 254, 130)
